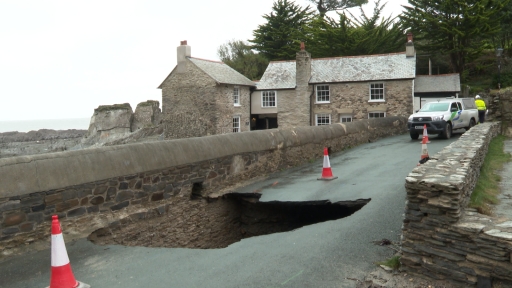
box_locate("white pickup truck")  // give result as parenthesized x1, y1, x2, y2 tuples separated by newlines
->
(407, 98, 478, 139)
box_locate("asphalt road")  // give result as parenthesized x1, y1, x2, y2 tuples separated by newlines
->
(0, 132, 461, 288)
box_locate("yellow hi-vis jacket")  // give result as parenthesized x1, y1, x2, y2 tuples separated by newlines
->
(475, 99, 487, 111)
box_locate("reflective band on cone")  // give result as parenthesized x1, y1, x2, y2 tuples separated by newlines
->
(422, 124, 430, 144)
(318, 147, 338, 180)
(47, 215, 90, 288)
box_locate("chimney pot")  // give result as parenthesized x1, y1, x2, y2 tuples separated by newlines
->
(300, 42, 305, 51)
(180, 40, 188, 45)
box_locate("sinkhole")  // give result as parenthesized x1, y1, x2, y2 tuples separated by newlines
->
(88, 193, 370, 249)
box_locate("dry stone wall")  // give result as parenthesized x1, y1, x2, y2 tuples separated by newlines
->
(0, 117, 406, 256)
(401, 122, 512, 286)
(500, 89, 512, 137)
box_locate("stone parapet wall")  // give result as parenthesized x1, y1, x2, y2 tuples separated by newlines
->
(0, 117, 407, 256)
(500, 90, 512, 137)
(401, 122, 512, 286)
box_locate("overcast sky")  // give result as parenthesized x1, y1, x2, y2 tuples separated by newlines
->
(0, 0, 408, 122)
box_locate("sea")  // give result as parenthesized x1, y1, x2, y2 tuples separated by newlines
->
(0, 118, 91, 133)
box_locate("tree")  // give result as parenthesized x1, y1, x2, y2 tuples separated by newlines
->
(307, 0, 368, 17)
(218, 40, 269, 80)
(304, 0, 405, 57)
(400, 0, 509, 78)
(250, 0, 314, 61)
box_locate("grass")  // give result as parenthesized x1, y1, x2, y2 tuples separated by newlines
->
(469, 135, 512, 215)
(376, 255, 401, 270)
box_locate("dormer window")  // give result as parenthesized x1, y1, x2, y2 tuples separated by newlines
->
(233, 86, 240, 106)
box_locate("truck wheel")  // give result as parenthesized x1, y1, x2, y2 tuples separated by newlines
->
(466, 119, 476, 130)
(442, 122, 452, 139)
(410, 131, 419, 140)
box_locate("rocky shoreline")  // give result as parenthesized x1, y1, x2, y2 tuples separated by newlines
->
(0, 129, 87, 159)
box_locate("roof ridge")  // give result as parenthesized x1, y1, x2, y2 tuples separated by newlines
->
(313, 52, 406, 61)
(190, 57, 224, 64)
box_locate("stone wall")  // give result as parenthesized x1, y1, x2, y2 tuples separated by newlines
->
(401, 122, 512, 286)
(499, 89, 512, 137)
(0, 117, 407, 256)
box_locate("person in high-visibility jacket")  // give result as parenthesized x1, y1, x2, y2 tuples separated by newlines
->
(475, 95, 487, 123)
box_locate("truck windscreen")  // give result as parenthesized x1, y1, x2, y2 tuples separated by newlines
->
(420, 103, 449, 112)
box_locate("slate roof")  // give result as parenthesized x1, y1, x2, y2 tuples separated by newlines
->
(256, 52, 416, 90)
(414, 74, 461, 93)
(189, 57, 255, 86)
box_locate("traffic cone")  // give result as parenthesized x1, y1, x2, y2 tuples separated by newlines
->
(418, 141, 430, 166)
(48, 215, 90, 288)
(421, 124, 430, 144)
(317, 147, 338, 180)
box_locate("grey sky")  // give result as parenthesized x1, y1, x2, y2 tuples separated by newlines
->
(0, 0, 408, 121)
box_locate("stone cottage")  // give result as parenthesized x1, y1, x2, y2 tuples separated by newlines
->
(252, 34, 417, 130)
(158, 40, 256, 139)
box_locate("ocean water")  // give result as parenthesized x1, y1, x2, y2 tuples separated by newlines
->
(0, 118, 90, 133)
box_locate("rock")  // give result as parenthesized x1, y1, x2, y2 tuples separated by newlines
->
(82, 103, 133, 146)
(131, 100, 161, 131)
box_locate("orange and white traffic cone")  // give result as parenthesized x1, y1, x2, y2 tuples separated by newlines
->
(317, 147, 338, 180)
(48, 215, 90, 288)
(421, 124, 430, 144)
(418, 140, 430, 166)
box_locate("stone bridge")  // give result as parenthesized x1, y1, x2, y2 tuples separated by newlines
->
(1, 89, 512, 286)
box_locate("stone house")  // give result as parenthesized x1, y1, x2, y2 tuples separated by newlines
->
(158, 41, 256, 139)
(413, 74, 461, 111)
(251, 36, 417, 130)
(159, 35, 462, 135)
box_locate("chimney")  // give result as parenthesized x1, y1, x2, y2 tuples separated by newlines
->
(406, 33, 415, 57)
(294, 42, 311, 126)
(177, 40, 191, 73)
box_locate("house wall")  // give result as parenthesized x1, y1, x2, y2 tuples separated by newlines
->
(251, 90, 279, 115)
(312, 80, 413, 122)
(160, 60, 250, 138)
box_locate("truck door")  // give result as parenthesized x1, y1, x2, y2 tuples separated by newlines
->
(450, 102, 463, 128)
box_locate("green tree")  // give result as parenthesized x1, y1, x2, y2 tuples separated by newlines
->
(218, 40, 269, 80)
(304, 0, 404, 57)
(250, 0, 314, 61)
(400, 0, 509, 77)
(307, 0, 368, 17)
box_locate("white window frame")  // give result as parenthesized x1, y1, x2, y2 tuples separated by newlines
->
(315, 114, 331, 126)
(261, 91, 276, 107)
(315, 85, 330, 103)
(369, 83, 385, 102)
(340, 114, 352, 123)
(368, 112, 386, 118)
(233, 86, 240, 106)
(232, 115, 241, 132)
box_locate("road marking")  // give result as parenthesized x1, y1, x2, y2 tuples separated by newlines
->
(281, 270, 303, 285)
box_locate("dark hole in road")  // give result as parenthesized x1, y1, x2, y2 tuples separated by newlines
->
(88, 193, 370, 249)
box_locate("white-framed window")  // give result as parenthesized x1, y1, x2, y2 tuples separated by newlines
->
(370, 83, 384, 101)
(262, 91, 276, 107)
(315, 114, 331, 126)
(316, 85, 330, 103)
(368, 112, 386, 118)
(233, 86, 240, 106)
(233, 115, 241, 132)
(340, 114, 352, 123)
